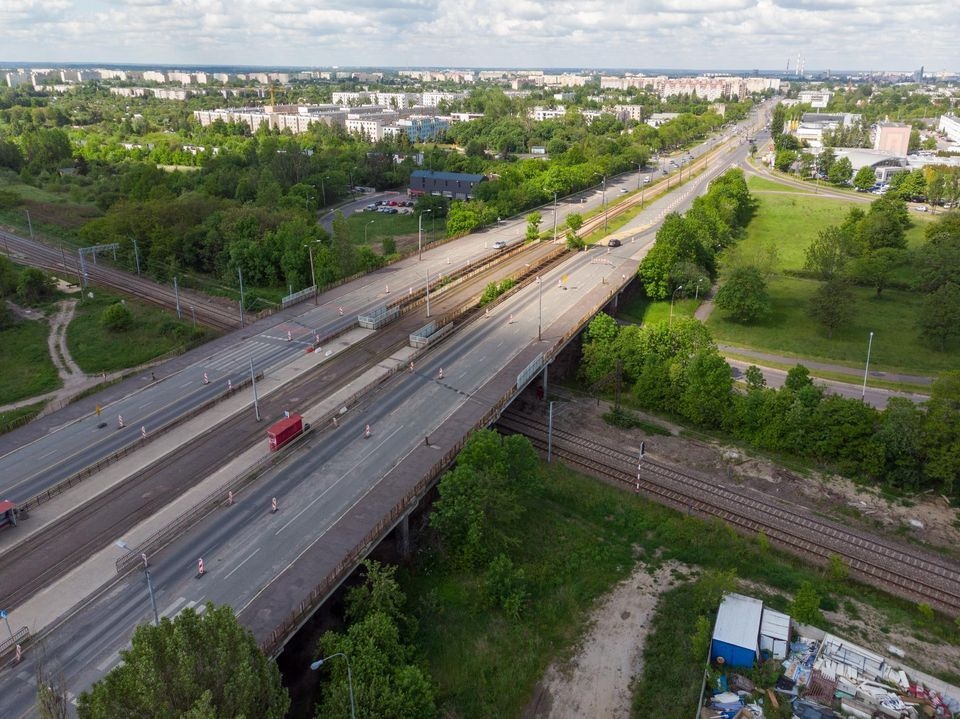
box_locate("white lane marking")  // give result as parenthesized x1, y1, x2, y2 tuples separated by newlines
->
(160, 596, 187, 619)
(195, 602, 207, 615)
(224, 547, 261, 580)
(276, 425, 404, 535)
(38, 448, 58, 459)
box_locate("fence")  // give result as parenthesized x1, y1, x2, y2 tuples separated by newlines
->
(281, 286, 316, 308)
(358, 304, 400, 330)
(0, 626, 29, 658)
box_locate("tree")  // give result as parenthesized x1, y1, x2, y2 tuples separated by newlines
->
(524, 211, 542, 241)
(430, 430, 539, 568)
(809, 279, 855, 339)
(564, 212, 584, 249)
(918, 282, 960, 351)
(853, 165, 877, 192)
(774, 149, 797, 173)
(0, 254, 18, 297)
(77, 603, 289, 719)
(314, 612, 437, 719)
(827, 157, 853, 186)
(0, 139, 24, 172)
(922, 372, 960, 495)
(679, 349, 733, 428)
(803, 225, 857, 280)
(16, 267, 56, 304)
(99, 302, 134, 331)
(346, 560, 409, 628)
(817, 148, 836, 178)
(744, 365, 766, 391)
(789, 581, 823, 625)
(848, 248, 905, 297)
(714, 266, 769, 323)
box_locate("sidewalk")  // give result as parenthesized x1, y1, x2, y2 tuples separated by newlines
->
(3, 327, 416, 639)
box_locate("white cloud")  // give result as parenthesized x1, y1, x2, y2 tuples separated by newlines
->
(0, 0, 954, 71)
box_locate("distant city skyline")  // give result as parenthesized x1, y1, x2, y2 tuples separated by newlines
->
(0, 0, 954, 73)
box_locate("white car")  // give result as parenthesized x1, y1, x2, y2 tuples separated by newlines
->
(492, 240, 507, 249)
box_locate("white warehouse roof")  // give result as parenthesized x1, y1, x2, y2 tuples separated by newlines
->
(714, 593, 763, 651)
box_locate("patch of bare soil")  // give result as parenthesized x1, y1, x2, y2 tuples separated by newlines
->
(545, 392, 960, 557)
(523, 560, 689, 719)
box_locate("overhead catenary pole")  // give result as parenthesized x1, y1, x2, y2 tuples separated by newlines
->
(547, 400, 554, 463)
(237, 266, 245, 328)
(173, 276, 182, 319)
(552, 191, 558, 243)
(425, 270, 431, 318)
(250, 357, 261, 421)
(305, 243, 318, 305)
(25, 209, 33, 239)
(142, 554, 160, 626)
(132, 237, 141, 277)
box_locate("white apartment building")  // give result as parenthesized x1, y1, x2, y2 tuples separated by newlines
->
(938, 114, 960, 143)
(646, 112, 680, 128)
(601, 75, 649, 90)
(142, 71, 167, 83)
(420, 91, 467, 107)
(97, 69, 128, 81)
(529, 106, 568, 121)
(345, 111, 400, 140)
(542, 74, 590, 88)
(798, 90, 833, 109)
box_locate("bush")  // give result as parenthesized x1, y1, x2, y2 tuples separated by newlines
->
(99, 302, 133, 331)
(16, 267, 56, 304)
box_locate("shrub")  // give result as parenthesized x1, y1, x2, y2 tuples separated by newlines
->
(99, 302, 133, 331)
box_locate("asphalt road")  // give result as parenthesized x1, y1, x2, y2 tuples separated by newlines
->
(0, 113, 779, 717)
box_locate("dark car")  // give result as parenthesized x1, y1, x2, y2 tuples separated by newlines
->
(608, 239, 621, 247)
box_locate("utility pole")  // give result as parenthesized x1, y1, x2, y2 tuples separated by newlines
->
(237, 266, 245, 328)
(25, 209, 33, 239)
(547, 401, 554, 463)
(250, 357, 261, 421)
(173, 276, 182, 319)
(552, 191, 558, 243)
(132, 238, 141, 277)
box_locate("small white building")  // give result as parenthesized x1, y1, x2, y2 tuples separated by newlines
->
(760, 607, 791, 660)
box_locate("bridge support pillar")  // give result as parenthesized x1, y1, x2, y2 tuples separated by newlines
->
(398, 513, 412, 560)
(541, 364, 548, 400)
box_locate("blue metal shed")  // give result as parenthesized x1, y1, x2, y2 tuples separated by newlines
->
(710, 593, 763, 668)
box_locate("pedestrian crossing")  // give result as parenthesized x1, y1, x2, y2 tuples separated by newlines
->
(200, 336, 298, 375)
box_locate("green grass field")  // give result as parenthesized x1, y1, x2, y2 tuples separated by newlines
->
(0, 319, 59, 404)
(401, 463, 960, 718)
(344, 210, 445, 253)
(708, 276, 958, 372)
(708, 188, 956, 374)
(746, 174, 814, 194)
(66, 291, 217, 373)
(619, 294, 701, 325)
(0, 401, 46, 435)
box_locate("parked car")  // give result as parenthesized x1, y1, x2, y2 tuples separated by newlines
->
(644, 176, 651, 184)
(608, 239, 622, 247)
(364, 204, 377, 211)
(492, 240, 507, 249)
(619, 188, 628, 194)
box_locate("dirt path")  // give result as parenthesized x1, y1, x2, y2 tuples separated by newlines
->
(523, 561, 687, 719)
(0, 299, 153, 416)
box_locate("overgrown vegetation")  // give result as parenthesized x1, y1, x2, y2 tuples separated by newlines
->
(0, 317, 59, 404)
(66, 290, 216, 373)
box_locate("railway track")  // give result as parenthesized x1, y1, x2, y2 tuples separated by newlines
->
(0, 229, 244, 331)
(497, 410, 960, 617)
(0, 225, 581, 609)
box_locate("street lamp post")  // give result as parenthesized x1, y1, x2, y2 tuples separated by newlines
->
(861, 331, 874, 400)
(425, 270, 431, 317)
(320, 176, 327, 207)
(311, 653, 356, 719)
(418, 209, 431, 261)
(637, 163, 642, 191)
(552, 191, 558, 243)
(602, 176, 607, 232)
(669, 285, 684, 328)
(116, 540, 160, 626)
(537, 275, 542, 341)
(364, 220, 374, 244)
(304, 241, 320, 305)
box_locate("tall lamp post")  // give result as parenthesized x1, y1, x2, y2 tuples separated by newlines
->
(669, 285, 684, 328)
(311, 653, 356, 719)
(304, 241, 321, 305)
(550, 190, 558, 243)
(601, 175, 607, 231)
(537, 275, 543, 341)
(364, 220, 375, 244)
(861, 331, 874, 400)
(116, 540, 160, 626)
(320, 176, 328, 207)
(418, 209, 431, 261)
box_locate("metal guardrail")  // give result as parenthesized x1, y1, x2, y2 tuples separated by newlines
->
(281, 286, 316, 308)
(517, 354, 545, 390)
(21, 372, 261, 514)
(358, 304, 400, 330)
(0, 626, 29, 657)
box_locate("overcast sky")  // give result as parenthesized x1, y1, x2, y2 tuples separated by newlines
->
(0, 0, 953, 72)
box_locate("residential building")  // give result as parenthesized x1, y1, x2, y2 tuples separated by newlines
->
(408, 170, 485, 200)
(798, 90, 833, 109)
(612, 104, 646, 122)
(345, 110, 399, 140)
(646, 112, 680, 128)
(938, 114, 960, 143)
(529, 106, 568, 121)
(873, 121, 911, 156)
(142, 71, 167, 83)
(420, 91, 466, 107)
(791, 112, 862, 149)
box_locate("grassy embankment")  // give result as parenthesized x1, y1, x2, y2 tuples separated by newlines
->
(66, 290, 218, 374)
(400, 463, 960, 719)
(0, 318, 59, 405)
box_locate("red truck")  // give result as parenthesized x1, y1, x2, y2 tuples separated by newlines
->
(267, 413, 304, 452)
(0, 500, 19, 530)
